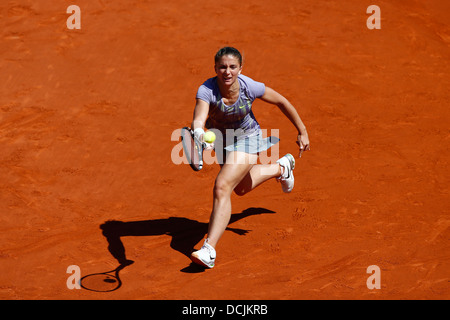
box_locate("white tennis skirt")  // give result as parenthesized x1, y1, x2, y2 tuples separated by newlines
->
(224, 131, 279, 153)
(212, 129, 279, 164)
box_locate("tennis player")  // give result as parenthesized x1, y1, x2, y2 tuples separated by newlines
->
(190, 47, 310, 268)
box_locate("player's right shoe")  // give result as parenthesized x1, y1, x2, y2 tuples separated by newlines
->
(190, 239, 216, 268)
(276, 153, 295, 193)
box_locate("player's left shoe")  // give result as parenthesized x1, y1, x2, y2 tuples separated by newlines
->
(276, 153, 295, 193)
(190, 239, 216, 268)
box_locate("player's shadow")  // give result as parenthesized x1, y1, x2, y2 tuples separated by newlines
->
(100, 207, 275, 273)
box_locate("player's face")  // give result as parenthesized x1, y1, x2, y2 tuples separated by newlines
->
(214, 55, 242, 87)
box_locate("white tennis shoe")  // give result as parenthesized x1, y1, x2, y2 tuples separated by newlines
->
(276, 153, 295, 193)
(190, 239, 216, 268)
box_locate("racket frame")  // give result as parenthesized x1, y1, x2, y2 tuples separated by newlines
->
(181, 126, 204, 171)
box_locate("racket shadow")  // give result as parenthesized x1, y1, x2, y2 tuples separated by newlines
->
(99, 207, 275, 274)
(80, 261, 133, 292)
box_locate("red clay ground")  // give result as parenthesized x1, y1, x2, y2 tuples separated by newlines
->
(1, 0, 449, 299)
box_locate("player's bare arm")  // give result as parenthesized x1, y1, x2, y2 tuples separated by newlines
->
(260, 87, 310, 156)
(192, 98, 209, 130)
(191, 98, 209, 139)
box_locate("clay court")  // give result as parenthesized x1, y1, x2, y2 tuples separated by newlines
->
(1, 0, 449, 300)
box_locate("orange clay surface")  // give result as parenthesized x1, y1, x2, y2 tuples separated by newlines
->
(1, 0, 449, 299)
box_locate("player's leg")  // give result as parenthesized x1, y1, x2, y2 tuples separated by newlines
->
(207, 151, 258, 247)
(191, 151, 256, 268)
(233, 163, 282, 196)
(233, 153, 295, 196)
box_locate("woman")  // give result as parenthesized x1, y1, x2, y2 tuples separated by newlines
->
(190, 47, 310, 268)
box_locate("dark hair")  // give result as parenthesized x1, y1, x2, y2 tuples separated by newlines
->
(214, 47, 243, 66)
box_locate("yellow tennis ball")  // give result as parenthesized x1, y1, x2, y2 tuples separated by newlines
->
(204, 131, 216, 143)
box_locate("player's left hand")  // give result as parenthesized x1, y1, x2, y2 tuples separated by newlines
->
(297, 133, 310, 158)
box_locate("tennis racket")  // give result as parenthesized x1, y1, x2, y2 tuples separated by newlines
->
(181, 126, 206, 171)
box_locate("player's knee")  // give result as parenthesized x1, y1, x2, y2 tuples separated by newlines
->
(213, 178, 233, 198)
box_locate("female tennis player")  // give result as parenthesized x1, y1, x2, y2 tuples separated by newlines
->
(190, 47, 310, 268)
